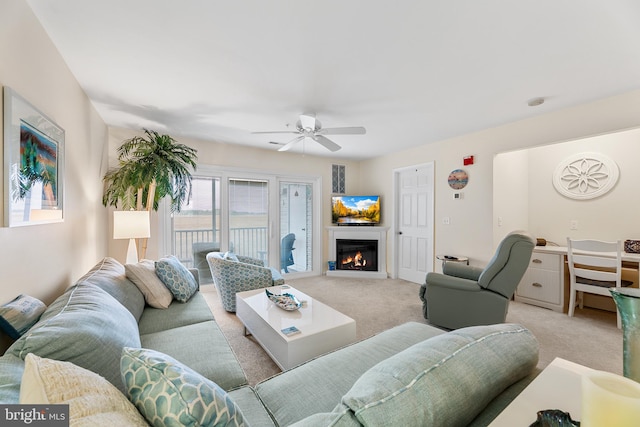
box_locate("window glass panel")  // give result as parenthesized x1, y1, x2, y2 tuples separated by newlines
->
(229, 179, 268, 261)
(172, 177, 219, 283)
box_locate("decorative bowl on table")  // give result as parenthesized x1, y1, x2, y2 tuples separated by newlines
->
(265, 288, 302, 311)
(529, 409, 580, 427)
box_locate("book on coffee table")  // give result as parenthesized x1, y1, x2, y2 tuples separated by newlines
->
(281, 326, 301, 336)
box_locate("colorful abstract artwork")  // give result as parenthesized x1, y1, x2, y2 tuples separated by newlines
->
(3, 87, 64, 226)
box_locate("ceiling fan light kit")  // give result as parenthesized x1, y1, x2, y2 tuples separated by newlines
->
(253, 113, 366, 153)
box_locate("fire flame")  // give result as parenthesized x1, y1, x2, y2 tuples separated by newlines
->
(342, 251, 367, 267)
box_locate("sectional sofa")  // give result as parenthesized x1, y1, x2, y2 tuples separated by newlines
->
(0, 257, 540, 426)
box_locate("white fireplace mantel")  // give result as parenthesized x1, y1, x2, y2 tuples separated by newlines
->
(326, 226, 389, 279)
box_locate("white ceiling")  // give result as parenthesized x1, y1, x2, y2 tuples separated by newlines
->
(26, 0, 640, 160)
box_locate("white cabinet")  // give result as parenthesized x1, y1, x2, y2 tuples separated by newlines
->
(515, 250, 564, 312)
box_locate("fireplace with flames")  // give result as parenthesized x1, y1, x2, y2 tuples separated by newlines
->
(336, 239, 378, 271)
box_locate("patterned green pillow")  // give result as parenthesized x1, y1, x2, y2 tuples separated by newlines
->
(121, 347, 245, 427)
(155, 256, 198, 302)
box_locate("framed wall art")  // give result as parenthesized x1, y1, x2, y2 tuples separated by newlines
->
(3, 87, 64, 227)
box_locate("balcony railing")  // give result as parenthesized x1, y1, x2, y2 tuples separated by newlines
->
(174, 227, 268, 267)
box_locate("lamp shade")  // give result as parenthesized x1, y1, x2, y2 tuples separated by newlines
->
(113, 211, 151, 239)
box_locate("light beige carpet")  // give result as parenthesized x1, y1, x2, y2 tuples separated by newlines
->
(200, 276, 623, 386)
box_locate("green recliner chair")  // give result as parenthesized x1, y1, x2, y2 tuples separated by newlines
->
(420, 230, 535, 330)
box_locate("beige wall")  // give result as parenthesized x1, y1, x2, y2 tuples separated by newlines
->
(0, 1, 108, 306)
(519, 128, 640, 244)
(106, 127, 362, 264)
(361, 90, 640, 269)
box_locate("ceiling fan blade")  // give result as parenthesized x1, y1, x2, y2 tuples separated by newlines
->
(252, 130, 299, 134)
(317, 126, 366, 135)
(299, 113, 317, 131)
(313, 135, 341, 152)
(278, 135, 305, 152)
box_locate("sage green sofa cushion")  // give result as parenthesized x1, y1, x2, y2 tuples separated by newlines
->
(8, 284, 141, 394)
(227, 387, 276, 427)
(342, 323, 538, 427)
(140, 320, 247, 391)
(0, 354, 24, 403)
(255, 321, 444, 426)
(289, 404, 361, 427)
(74, 257, 146, 322)
(138, 292, 214, 335)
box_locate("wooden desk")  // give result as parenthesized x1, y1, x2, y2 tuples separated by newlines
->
(489, 358, 591, 426)
(515, 246, 640, 312)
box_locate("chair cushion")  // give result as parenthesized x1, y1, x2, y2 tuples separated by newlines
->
(155, 256, 198, 303)
(20, 354, 148, 426)
(576, 276, 634, 288)
(121, 347, 246, 427)
(342, 323, 538, 427)
(126, 259, 174, 309)
(0, 295, 46, 339)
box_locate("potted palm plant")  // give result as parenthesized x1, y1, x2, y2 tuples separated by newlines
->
(102, 129, 198, 258)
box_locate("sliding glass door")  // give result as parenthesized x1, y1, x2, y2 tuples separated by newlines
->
(228, 179, 268, 261)
(167, 167, 319, 278)
(280, 182, 313, 273)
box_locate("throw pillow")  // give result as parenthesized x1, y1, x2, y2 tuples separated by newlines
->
(342, 323, 539, 427)
(8, 285, 141, 394)
(155, 256, 198, 302)
(126, 259, 174, 309)
(0, 295, 46, 339)
(121, 347, 246, 427)
(20, 353, 148, 426)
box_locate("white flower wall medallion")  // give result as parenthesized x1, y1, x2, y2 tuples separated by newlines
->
(552, 152, 619, 200)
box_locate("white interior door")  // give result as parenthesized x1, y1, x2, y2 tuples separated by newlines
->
(396, 163, 434, 283)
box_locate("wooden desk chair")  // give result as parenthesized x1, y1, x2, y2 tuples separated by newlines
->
(567, 238, 632, 328)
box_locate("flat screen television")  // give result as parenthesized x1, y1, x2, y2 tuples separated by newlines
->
(331, 195, 380, 225)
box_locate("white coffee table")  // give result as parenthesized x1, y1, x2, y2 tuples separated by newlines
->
(236, 285, 357, 370)
(489, 357, 592, 426)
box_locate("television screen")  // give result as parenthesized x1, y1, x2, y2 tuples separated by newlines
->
(332, 195, 380, 225)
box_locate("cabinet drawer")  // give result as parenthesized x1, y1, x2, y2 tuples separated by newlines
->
(517, 269, 561, 305)
(528, 253, 561, 272)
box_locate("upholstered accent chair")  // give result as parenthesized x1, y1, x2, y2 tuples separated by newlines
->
(206, 252, 285, 312)
(420, 230, 535, 329)
(192, 242, 221, 284)
(281, 233, 296, 273)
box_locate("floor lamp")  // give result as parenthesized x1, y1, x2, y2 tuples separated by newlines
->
(113, 210, 151, 264)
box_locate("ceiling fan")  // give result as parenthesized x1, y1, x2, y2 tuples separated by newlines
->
(253, 113, 366, 152)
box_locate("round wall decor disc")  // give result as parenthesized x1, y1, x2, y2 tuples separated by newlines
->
(448, 169, 468, 189)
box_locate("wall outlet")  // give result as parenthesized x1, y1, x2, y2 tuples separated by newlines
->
(570, 220, 578, 230)
(498, 216, 503, 227)
(443, 217, 450, 225)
